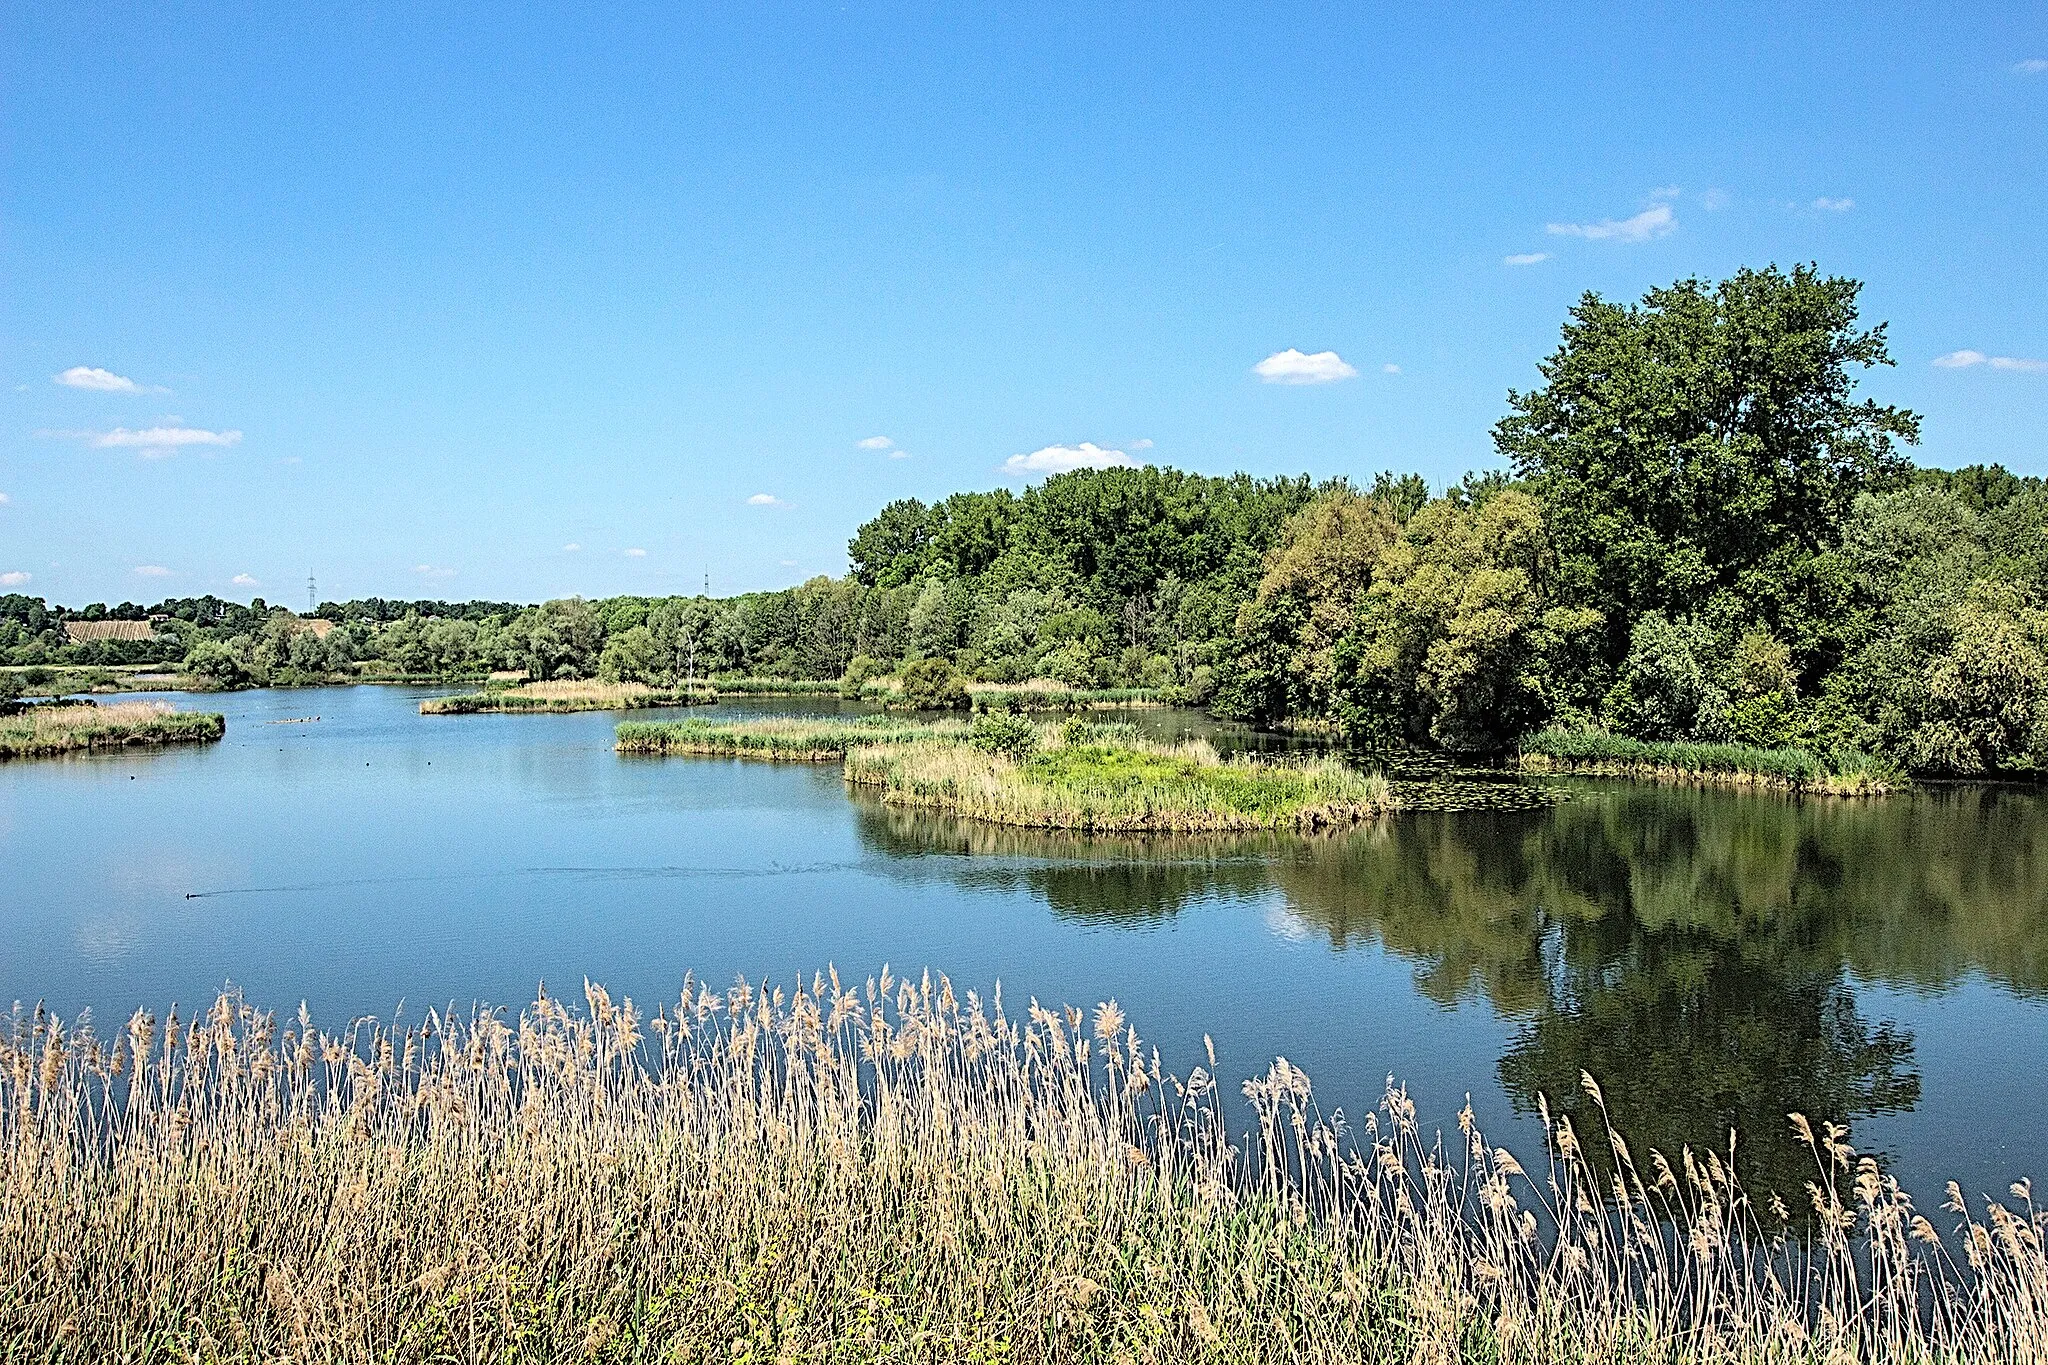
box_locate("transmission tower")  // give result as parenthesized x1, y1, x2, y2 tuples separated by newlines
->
(307, 573, 317, 616)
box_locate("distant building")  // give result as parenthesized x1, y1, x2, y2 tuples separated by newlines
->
(63, 620, 156, 643)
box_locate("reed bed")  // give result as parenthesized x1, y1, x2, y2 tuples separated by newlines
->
(616, 714, 966, 760)
(3, 977, 2041, 1363)
(707, 677, 844, 696)
(969, 685, 1170, 712)
(0, 701, 224, 759)
(847, 728, 1394, 832)
(1518, 730, 1903, 795)
(421, 680, 717, 714)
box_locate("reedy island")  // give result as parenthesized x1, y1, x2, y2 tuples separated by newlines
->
(0, 701, 225, 759)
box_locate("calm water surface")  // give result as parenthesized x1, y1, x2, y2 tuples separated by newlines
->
(4, 685, 2044, 1204)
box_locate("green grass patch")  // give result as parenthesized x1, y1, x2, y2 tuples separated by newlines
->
(969, 685, 1169, 712)
(0, 701, 225, 759)
(706, 676, 843, 695)
(1518, 728, 1903, 794)
(616, 713, 963, 759)
(422, 681, 716, 714)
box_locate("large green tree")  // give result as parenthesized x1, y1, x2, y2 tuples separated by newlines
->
(1495, 265, 1920, 667)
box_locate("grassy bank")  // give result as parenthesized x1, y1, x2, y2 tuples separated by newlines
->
(421, 680, 717, 714)
(708, 676, 843, 696)
(1518, 728, 1903, 795)
(0, 701, 225, 759)
(3, 978, 2036, 1363)
(847, 724, 1392, 832)
(617, 713, 964, 759)
(969, 684, 1170, 712)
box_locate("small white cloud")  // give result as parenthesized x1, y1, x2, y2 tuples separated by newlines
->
(0, 492, 9, 505)
(2016, 58, 2048, 74)
(1504, 252, 1550, 266)
(857, 436, 894, 450)
(1699, 188, 1730, 210)
(89, 424, 242, 459)
(563, 542, 581, 552)
(1129, 438, 1154, 450)
(779, 559, 798, 567)
(1812, 197, 1855, 212)
(1382, 363, 1402, 374)
(56, 366, 141, 392)
(231, 573, 259, 587)
(1649, 184, 1682, 200)
(748, 493, 786, 506)
(1253, 349, 1359, 384)
(1932, 350, 2047, 372)
(0, 571, 30, 587)
(134, 565, 172, 578)
(1547, 203, 1676, 243)
(887, 448, 911, 459)
(1002, 442, 1141, 477)
(414, 564, 457, 579)
(624, 547, 647, 557)
(277, 455, 302, 466)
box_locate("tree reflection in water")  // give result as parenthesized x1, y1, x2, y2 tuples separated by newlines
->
(852, 781, 2048, 1200)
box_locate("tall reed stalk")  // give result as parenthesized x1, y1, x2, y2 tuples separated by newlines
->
(4, 977, 2038, 1361)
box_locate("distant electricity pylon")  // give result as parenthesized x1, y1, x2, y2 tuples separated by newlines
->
(307, 573, 317, 615)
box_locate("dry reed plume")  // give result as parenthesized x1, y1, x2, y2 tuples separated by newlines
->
(5, 975, 2039, 1362)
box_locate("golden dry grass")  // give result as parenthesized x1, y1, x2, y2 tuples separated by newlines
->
(1, 976, 2041, 1362)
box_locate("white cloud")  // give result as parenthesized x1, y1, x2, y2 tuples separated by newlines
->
(1650, 184, 1682, 200)
(1933, 350, 2048, 372)
(1002, 442, 1141, 477)
(231, 574, 259, 587)
(134, 565, 171, 578)
(56, 366, 140, 392)
(2016, 59, 2048, 74)
(1129, 438, 1154, 450)
(0, 571, 29, 587)
(563, 542, 581, 552)
(1700, 188, 1730, 210)
(747, 493, 786, 506)
(1382, 363, 1402, 374)
(857, 436, 894, 450)
(779, 559, 798, 567)
(1547, 203, 1676, 242)
(624, 547, 647, 557)
(1252, 349, 1359, 384)
(1504, 252, 1550, 266)
(1812, 197, 1855, 212)
(887, 448, 911, 459)
(414, 564, 457, 579)
(87, 424, 242, 459)
(0, 492, 9, 505)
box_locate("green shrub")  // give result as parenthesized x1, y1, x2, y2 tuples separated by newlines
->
(840, 654, 884, 699)
(968, 712, 1039, 761)
(898, 658, 970, 710)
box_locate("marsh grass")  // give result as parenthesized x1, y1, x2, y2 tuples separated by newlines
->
(846, 726, 1393, 832)
(969, 684, 1170, 712)
(0, 701, 225, 759)
(616, 713, 965, 760)
(3, 977, 2040, 1363)
(707, 677, 844, 696)
(421, 680, 718, 714)
(1519, 730, 1903, 795)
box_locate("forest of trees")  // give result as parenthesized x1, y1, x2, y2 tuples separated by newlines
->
(5, 265, 2043, 776)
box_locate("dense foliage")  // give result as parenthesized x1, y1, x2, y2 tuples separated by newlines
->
(6, 265, 2040, 775)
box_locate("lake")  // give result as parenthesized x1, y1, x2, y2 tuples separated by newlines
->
(4, 684, 2044, 1206)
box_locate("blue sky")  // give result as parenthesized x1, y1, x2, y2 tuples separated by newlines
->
(4, 3, 2044, 606)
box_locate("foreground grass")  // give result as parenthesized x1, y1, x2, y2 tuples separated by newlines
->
(847, 727, 1392, 832)
(1518, 728, 1904, 795)
(3, 977, 2039, 1363)
(0, 701, 225, 759)
(617, 713, 966, 759)
(421, 680, 717, 714)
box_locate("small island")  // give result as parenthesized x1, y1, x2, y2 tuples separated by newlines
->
(0, 701, 225, 760)
(420, 679, 717, 714)
(620, 714, 1393, 832)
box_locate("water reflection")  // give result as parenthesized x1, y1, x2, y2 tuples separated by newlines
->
(854, 781, 2048, 1196)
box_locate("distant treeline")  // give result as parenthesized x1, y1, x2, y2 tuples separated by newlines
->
(6, 264, 2044, 776)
